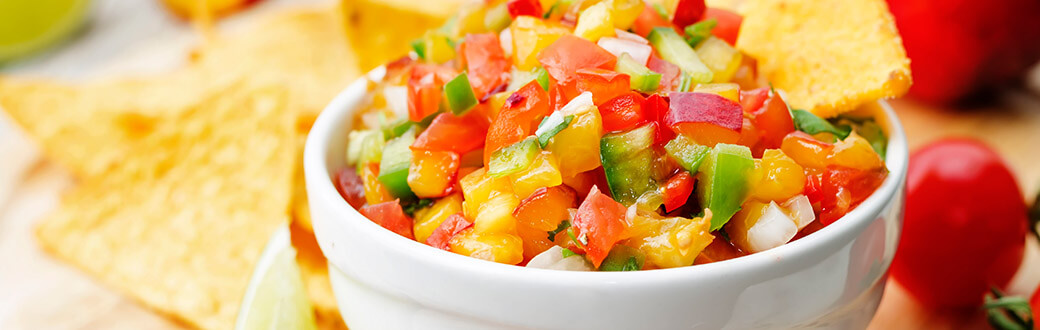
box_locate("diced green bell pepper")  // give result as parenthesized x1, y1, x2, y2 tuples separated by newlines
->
(664, 134, 710, 173)
(792, 109, 851, 140)
(535, 66, 550, 91)
(615, 53, 662, 92)
(598, 245, 645, 271)
(697, 143, 754, 230)
(600, 124, 656, 205)
(347, 129, 385, 167)
(444, 73, 478, 115)
(488, 136, 541, 178)
(378, 129, 417, 199)
(535, 111, 574, 148)
(683, 18, 717, 47)
(647, 27, 713, 84)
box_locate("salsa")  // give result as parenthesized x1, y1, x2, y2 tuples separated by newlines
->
(334, 0, 888, 271)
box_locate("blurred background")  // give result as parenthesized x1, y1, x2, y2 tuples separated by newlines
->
(0, 0, 1038, 329)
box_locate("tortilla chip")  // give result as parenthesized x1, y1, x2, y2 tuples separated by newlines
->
(36, 84, 296, 330)
(342, 0, 464, 70)
(736, 0, 911, 117)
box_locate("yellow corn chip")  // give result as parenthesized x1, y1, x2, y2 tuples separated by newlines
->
(736, 0, 911, 117)
(36, 84, 296, 330)
(342, 0, 465, 70)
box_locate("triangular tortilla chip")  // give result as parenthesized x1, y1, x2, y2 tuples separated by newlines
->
(36, 84, 295, 330)
(736, 0, 912, 117)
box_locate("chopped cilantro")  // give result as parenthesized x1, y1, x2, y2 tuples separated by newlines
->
(547, 220, 570, 241)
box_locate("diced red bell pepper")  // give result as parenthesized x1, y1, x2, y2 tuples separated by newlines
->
(739, 87, 769, 113)
(413, 112, 490, 154)
(632, 3, 676, 37)
(427, 213, 473, 250)
(507, 0, 543, 18)
(644, 94, 675, 144)
(513, 185, 578, 231)
(703, 8, 742, 45)
(647, 55, 682, 92)
(407, 64, 457, 122)
(672, 0, 706, 28)
(599, 92, 648, 133)
(818, 166, 886, 225)
(572, 186, 628, 268)
(576, 68, 631, 106)
(334, 166, 366, 208)
(537, 35, 617, 88)
(661, 171, 695, 212)
(462, 33, 511, 100)
(359, 200, 416, 239)
(484, 81, 551, 165)
(750, 91, 795, 150)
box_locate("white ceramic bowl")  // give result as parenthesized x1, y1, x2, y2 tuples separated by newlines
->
(305, 67, 908, 330)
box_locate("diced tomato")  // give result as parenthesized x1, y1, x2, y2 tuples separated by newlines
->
(819, 166, 886, 225)
(703, 8, 742, 45)
(334, 166, 366, 208)
(632, 3, 676, 37)
(750, 92, 795, 150)
(513, 185, 578, 231)
(643, 94, 674, 144)
(661, 171, 695, 212)
(413, 112, 490, 154)
(599, 92, 649, 133)
(647, 55, 681, 91)
(462, 33, 512, 100)
(427, 213, 473, 250)
(507, 0, 543, 18)
(573, 186, 628, 268)
(484, 81, 551, 165)
(672, 0, 706, 28)
(359, 200, 416, 239)
(537, 35, 617, 88)
(739, 87, 769, 113)
(407, 64, 457, 122)
(576, 68, 631, 105)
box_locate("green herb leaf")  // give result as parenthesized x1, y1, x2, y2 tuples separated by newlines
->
(547, 220, 570, 241)
(401, 198, 434, 217)
(597, 245, 645, 271)
(791, 109, 851, 139)
(561, 247, 577, 258)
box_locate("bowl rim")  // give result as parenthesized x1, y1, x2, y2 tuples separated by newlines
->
(304, 66, 908, 285)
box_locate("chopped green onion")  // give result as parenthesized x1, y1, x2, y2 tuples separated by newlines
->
(443, 73, 478, 115)
(615, 53, 662, 92)
(684, 18, 717, 47)
(535, 112, 574, 148)
(792, 109, 851, 139)
(647, 27, 713, 84)
(487, 136, 541, 177)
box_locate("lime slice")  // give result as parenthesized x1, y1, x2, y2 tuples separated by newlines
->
(0, 0, 90, 62)
(234, 225, 318, 330)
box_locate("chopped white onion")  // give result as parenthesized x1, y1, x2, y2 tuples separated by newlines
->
(382, 86, 409, 118)
(746, 202, 799, 253)
(615, 29, 649, 44)
(596, 37, 652, 66)
(527, 246, 594, 271)
(559, 92, 594, 115)
(782, 194, 816, 230)
(499, 28, 513, 57)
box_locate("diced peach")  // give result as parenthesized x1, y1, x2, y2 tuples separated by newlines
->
(828, 133, 883, 171)
(546, 106, 603, 177)
(459, 167, 514, 218)
(780, 131, 834, 169)
(407, 149, 461, 198)
(513, 185, 578, 231)
(362, 163, 393, 205)
(413, 193, 464, 243)
(748, 149, 806, 202)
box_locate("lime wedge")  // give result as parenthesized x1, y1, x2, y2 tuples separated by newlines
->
(234, 226, 318, 330)
(0, 0, 90, 62)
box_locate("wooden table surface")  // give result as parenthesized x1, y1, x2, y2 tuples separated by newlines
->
(1, 1, 1039, 328)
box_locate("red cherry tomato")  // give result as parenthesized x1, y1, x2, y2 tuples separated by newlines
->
(334, 166, 366, 208)
(891, 139, 1027, 309)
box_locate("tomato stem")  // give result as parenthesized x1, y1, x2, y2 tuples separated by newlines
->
(985, 287, 1035, 330)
